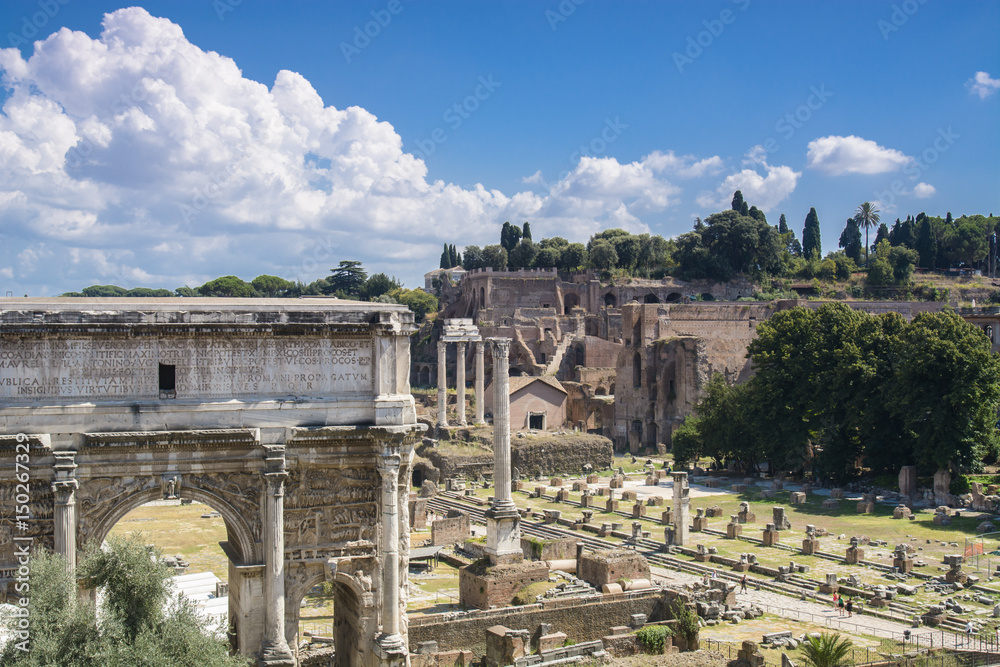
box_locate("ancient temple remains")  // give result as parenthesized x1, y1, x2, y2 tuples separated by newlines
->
(436, 318, 483, 427)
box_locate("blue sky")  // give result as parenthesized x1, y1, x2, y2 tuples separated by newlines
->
(0, 1, 997, 295)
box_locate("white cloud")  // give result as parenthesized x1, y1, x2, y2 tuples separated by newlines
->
(696, 160, 800, 212)
(913, 182, 936, 199)
(968, 71, 1000, 99)
(806, 135, 911, 175)
(0, 8, 721, 295)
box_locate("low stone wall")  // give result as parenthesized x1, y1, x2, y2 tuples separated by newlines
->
(511, 434, 613, 477)
(431, 511, 470, 546)
(408, 589, 675, 657)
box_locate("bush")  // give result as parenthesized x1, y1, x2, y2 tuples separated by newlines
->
(670, 600, 699, 642)
(951, 474, 971, 495)
(635, 625, 672, 653)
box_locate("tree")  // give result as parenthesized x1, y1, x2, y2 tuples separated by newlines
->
(250, 275, 295, 298)
(889, 310, 1000, 472)
(914, 214, 937, 269)
(838, 218, 863, 264)
(802, 207, 822, 260)
(800, 633, 854, 667)
(521, 222, 532, 241)
(588, 239, 619, 271)
(500, 221, 521, 252)
(854, 201, 880, 266)
(462, 245, 484, 271)
(360, 273, 400, 300)
(125, 288, 175, 297)
(778, 213, 789, 235)
(387, 288, 438, 321)
(439, 243, 450, 269)
(174, 286, 197, 297)
(508, 239, 538, 269)
(81, 285, 128, 297)
(873, 222, 890, 249)
(481, 245, 508, 271)
(560, 243, 587, 272)
(197, 276, 257, 298)
(326, 260, 367, 297)
(731, 190, 745, 213)
(0, 536, 248, 666)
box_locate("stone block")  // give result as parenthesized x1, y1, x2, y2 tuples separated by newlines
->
(692, 515, 708, 532)
(845, 546, 864, 564)
(731, 484, 747, 493)
(621, 490, 638, 501)
(727, 523, 743, 539)
(606, 499, 619, 513)
(790, 492, 806, 504)
(705, 506, 724, 518)
(580, 495, 593, 508)
(550, 477, 564, 487)
(647, 496, 664, 506)
(586, 475, 600, 484)
(801, 538, 819, 556)
(538, 632, 567, 653)
(822, 498, 839, 509)
(555, 489, 570, 502)
(762, 524, 779, 547)
(661, 509, 673, 525)
(830, 488, 844, 499)
(632, 504, 646, 518)
(893, 504, 912, 519)
(609, 475, 625, 489)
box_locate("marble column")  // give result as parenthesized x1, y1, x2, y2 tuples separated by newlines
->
(485, 337, 521, 563)
(456, 341, 467, 426)
(376, 453, 407, 663)
(475, 341, 485, 424)
(672, 471, 690, 547)
(437, 341, 448, 427)
(260, 446, 294, 666)
(51, 452, 78, 571)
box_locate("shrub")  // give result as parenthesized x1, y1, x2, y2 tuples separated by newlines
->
(635, 625, 672, 653)
(670, 600, 699, 642)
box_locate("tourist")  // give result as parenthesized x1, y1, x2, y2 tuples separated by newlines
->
(966, 621, 975, 646)
(740, 574, 747, 593)
(845, 598, 853, 618)
(832, 592, 839, 611)
(838, 595, 845, 616)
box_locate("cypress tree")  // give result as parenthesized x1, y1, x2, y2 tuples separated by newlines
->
(731, 190, 745, 213)
(802, 207, 822, 260)
(778, 214, 789, 235)
(522, 222, 532, 240)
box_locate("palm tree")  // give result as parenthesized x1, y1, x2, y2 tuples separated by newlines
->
(855, 202, 880, 267)
(801, 632, 854, 667)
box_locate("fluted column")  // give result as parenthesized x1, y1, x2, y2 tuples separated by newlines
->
(475, 341, 485, 424)
(376, 453, 407, 660)
(437, 341, 448, 427)
(456, 341, 467, 426)
(52, 452, 78, 572)
(260, 446, 294, 665)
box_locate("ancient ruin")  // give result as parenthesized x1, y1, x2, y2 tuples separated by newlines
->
(0, 298, 424, 666)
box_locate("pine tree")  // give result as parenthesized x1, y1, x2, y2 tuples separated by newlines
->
(839, 217, 863, 264)
(740, 201, 750, 217)
(802, 207, 822, 260)
(440, 244, 449, 269)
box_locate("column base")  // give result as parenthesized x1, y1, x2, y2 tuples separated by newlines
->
(375, 633, 408, 666)
(486, 508, 522, 564)
(258, 643, 295, 667)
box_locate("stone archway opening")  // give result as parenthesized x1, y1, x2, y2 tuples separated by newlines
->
(106, 497, 231, 637)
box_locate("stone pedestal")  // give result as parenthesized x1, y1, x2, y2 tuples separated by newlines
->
(772, 506, 790, 530)
(661, 509, 673, 525)
(899, 465, 917, 499)
(605, 499, 619, 512)
(580, 494, 593, 508)
(789, 492, 806, 504)
(857, 494, 875, 514)
(762, 524, 779, 547)
(934, 469, 951, 507)
(737, 502, 755, 524)
(819, 573, 839, 595)
(632, 503, 646, 518)
(726, 520, 743, 539)
(801, 538, 819, 556)
(845, 545, 864, 564)
(692, 508, 708, 532)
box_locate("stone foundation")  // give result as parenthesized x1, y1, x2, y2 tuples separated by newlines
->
(458, 559, 550, 610)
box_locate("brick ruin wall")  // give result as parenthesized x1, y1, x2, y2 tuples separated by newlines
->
(578, 551, 652, 588)
(408, 589, 673, 656)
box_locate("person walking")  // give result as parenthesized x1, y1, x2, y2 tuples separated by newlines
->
(838, 595, 845, 616)
(845, 598, 853, 618)
(740, 575, 747, 593)
(832, 592, 839, 612)
(966, 621, 975, 647)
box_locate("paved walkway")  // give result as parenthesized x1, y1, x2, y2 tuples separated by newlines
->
(650, 565, 969, 650)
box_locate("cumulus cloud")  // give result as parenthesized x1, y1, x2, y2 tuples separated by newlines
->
(696, 159, 800, 212)
(806, 135, 911, 175)
(0, 8, 725, 295)
(913, 182, 936, 199)
(968, 71, 1000, 99)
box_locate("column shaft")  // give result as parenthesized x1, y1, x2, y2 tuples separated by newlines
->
(490, 338, 513, 509)
(475, 341, 485, 424)
(261, 447, 293, 664)
(456, 342, 467, 426)
(378, 456, 402, 640)
(52, 452, 78, 571)
(437, 341, 448, 427)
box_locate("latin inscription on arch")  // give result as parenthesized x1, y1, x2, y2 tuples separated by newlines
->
(0, 336, 374, 401)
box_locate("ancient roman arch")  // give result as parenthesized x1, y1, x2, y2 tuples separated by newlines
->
(0, 298, 424, 667)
